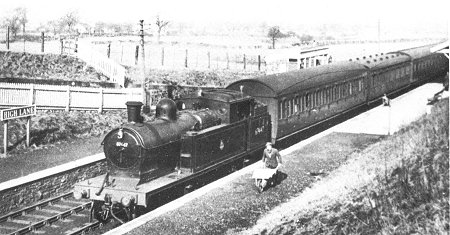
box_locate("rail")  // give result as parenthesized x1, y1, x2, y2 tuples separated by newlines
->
(0, 192, 95, 235)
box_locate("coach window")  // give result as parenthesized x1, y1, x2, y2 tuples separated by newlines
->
(305, 93, 310, 109)
(349, 82, 353, 96)
(312, 92, 315, 107)
(323, 89, 326, 104)
(337, 85, 341, 99)
(326, 88, 330, 104)
(344, 83, 348, 97)
(294, 96, 299, 113)
(318, 90, 321, 106)
(278, 101, 283, 119)
(283, 99, 288, 118)
(342, 84, 347, 97)
(333, 86, 337, 100)
(318, 91, 321, 106)
(332, 86, 336, 101)
(289, 99, 294, 116)
(321, 90, 324, 105)
(300, 95, 304, 112)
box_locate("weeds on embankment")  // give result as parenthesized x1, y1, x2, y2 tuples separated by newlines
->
(268, 98, 449, 235)
(0, 110, 133, 153)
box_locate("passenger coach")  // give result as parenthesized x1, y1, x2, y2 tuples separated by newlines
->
(227, 42, 449, 143)
(227, 62, 368, 142)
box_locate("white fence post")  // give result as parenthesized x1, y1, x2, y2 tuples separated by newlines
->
(66, 86, 71, 112)
(98, 88, 104, 113)
(29, 84, 35, 105)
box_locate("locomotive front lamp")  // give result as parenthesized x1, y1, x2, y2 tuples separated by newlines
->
(121, 196, 133, 207)
(74, 190, 88, 200)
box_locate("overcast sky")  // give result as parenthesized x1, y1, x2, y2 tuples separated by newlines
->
(0, 0, 448, 27)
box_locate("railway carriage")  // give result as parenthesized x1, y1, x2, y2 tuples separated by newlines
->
(396, 45, 448, 84)
(350, 52, 411, 101)
(227, 62, 368, 142)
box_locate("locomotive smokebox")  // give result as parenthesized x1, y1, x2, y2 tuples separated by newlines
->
(126, 101, 143, 123)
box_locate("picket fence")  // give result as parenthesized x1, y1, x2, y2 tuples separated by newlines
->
(0, 83, 141, 112)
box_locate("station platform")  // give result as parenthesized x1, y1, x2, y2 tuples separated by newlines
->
(104, 82, 446, 234)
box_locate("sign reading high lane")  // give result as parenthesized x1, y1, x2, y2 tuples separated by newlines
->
(1, 105, 36, 121)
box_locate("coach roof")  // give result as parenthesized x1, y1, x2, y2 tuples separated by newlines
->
(226, 61, 368, 98)
(350, 52, 411, 70)
(394, 43, 436, 60)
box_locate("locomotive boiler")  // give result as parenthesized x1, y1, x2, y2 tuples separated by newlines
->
(103, 99, 222, 184)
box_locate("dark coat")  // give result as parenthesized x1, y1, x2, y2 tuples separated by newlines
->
(262, 148, 282, 168)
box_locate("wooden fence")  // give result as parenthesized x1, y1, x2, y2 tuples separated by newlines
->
(0, 83, 141, 112)
(70, 41, 127, 88)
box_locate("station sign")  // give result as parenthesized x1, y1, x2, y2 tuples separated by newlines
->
(1, 105, 36, 121)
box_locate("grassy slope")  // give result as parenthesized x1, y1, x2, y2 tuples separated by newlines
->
(0, 110, 129, 153)
(253, 98, 448, 235)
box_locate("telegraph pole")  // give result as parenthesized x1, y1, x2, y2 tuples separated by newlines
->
(139, 20, 149, 113)
(6, 26, 10, 50)
(377, 18, 381, 52)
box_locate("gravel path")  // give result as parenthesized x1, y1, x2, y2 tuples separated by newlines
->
(126, 132, 382, 235)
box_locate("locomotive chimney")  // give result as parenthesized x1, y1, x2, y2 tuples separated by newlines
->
(126, 101, 143, 123)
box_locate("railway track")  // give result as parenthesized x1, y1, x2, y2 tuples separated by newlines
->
(0, 192, 103, 235)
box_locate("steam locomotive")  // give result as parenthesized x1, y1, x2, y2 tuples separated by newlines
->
(73, 42, 448, 223)
(74, 89, 271, 222)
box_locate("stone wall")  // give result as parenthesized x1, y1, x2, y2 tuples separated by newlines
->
(0, 157, 107, 215)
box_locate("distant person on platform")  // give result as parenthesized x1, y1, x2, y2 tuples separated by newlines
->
(262, 142, 283, 183)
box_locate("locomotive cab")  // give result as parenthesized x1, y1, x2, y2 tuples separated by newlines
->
(178, 89, 255, 124)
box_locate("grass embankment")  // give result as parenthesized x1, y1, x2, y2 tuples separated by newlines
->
(0, 51, 102, 82)
(265, 99, 449, 235)
(0, 110, 129, 154)
(127, 68, 264, 87)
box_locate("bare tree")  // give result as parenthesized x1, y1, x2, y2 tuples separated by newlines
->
(60, 11, 79, 33)
(1, 8, 23, 39)
(155, 15, 169, 43)
(47, 20, 62, 36)
(15, 7, 27, 37)
(267, 26, 285, 49)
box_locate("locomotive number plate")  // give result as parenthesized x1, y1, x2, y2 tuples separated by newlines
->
(116, 142, 129, 147)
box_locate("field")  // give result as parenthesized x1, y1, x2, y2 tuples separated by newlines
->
(0, 34, 440, 74)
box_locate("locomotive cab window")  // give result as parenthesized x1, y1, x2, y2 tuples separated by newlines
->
(230, 100, 251, 122)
